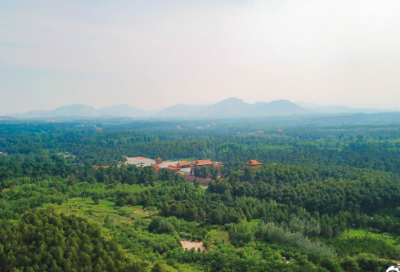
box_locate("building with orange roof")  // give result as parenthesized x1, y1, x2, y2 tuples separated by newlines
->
(190, 159, 215, 175)
(192, 159, 213, 167)
(245, 159, 262, 169)
(176, 161, 191, 169)
(166, 165, 180, 173)
(213, 163, 223, 168)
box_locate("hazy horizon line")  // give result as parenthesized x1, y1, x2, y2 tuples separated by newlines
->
(5, 97, 400, 116)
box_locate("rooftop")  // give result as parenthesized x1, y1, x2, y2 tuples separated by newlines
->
(246, 159, 261, 165)
(177, 161, 190, 166)
(193, 159, 213, 166)
(166, 165, 180, 171)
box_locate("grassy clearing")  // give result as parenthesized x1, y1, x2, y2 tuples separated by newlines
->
(208, 230, 229, 245)
(250, 219, 261, 225)
(344, 229, 397, 245)
(325, 228, 400, 259)
(48, 197, 159, 230)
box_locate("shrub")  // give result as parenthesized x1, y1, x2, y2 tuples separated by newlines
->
(320, 258, 343, 272)
(148, 217, 175, 234)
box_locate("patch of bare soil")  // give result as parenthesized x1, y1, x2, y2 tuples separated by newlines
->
(134, 209, 146, 215)
(180, 240, 206, 252)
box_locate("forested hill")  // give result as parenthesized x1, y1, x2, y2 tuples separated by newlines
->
(1, 119, 400, 271)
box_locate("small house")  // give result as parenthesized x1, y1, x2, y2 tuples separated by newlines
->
(245, 159, 262, 169)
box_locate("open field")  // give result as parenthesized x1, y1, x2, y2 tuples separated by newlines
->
(343, 229, 398, 245)
(49, 197, 155, 228)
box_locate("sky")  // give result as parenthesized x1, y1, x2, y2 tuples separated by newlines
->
(1, 0, 400, 115)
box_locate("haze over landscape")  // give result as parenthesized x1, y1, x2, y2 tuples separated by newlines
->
(4, 2, 400, 271)
(6, 98, 388, 119)
(2, 0, 400, 115)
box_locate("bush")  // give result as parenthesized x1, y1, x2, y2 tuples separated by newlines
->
(151, 262, 168, 272)
(308, 252, 321, 265)
(134, 218, 148, 229)
(395, 207, 400, 218)
(339, 256, 360, 272)
(148, 217, 175, 234)
(228, 220, 256, 247)
(320, 259, 343, 272)
(356, 253, 394, 272)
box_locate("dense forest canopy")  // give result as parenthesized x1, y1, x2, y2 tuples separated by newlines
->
(1, 116, 400, 271)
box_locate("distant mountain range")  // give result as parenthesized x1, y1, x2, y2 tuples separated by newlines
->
(6, 98, 391, 119)
(9, 104, 99, 119)
(0, 116, 14, 120)
(9, 104, 155, 119)
(295, 101, 383, 114)
(192, 98, 311, 117)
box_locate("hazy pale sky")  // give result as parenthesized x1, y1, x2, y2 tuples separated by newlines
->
(1, 0, 400, 114)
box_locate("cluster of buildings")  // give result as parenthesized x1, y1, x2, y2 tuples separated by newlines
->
(0, 152, 8, 156)
(90, 156, 263, 185)
(153, 158, 263, 174)
(152, 158, 223, 174)
(123, 156, 263, 185)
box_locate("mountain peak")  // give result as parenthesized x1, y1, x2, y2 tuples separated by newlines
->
(250, 100, 311, 116)
(217, 97, 245, 104)
(192, 98, 251, 116)
(191, 98, 311, 117)
(224, 97, 244, 101)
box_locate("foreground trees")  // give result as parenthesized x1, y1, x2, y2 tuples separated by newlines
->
(0, 208, 144, 272)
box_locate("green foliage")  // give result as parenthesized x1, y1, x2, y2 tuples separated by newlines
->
(257, 221, 337, 259)
(0, 208, 144, 272)
(320, 258, 343, 272)
(2, 120, 400, 271)
(326, 235, 400, 260)
(149, 217, 175, 234)
(228, 220, 257, 246)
